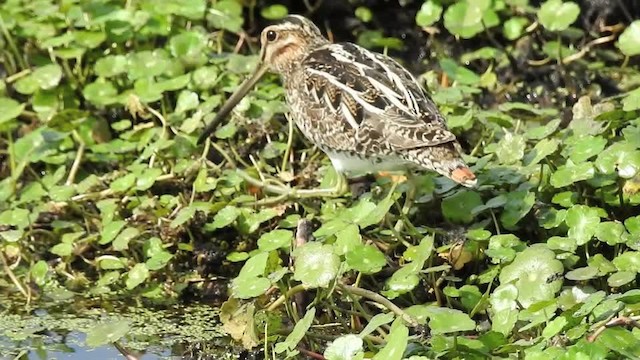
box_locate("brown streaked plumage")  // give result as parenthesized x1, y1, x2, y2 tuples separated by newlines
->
(198, 15, 477, 188)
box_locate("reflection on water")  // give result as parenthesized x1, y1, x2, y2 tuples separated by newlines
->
(0, 300, 241, 360)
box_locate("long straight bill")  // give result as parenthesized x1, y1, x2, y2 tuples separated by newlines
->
(197, 63, 269, 144)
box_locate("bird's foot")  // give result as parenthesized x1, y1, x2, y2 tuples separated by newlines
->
(235, 168, 348, 201)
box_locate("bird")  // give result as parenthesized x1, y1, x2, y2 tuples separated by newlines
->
(197, 15, 477, 195)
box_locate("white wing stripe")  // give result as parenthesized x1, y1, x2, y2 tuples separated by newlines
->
(341, 102, 359, 129)
(368, 77, 411, 114)
(306, 68, 384, 115)
(362, 50, 420, 116)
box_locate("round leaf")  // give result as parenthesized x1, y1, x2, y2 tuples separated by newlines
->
(565, 205, 601, 245)
(95, 55, 127, 77)
(324, 334, 364, 360)
(607, 271, 636, 287)
(231, 276, 271, 299)
(616, 21, 640, 57)
(0, 97, 25, 124)
(612, 251, 640, 273)
(85, 320, 130, 347)
(261, 4, 288, 20)
(538, 0, 580, 32)
(257, 229, 292, 252)
(345, 244, 386, 274)
(83, 78, 118, 106)
(442, 190, 483, 223)
(499, 245, 564, 308)
(293, 242, 340, 288)
(416, 1, 442, 27)
(125, 263, 149, 289)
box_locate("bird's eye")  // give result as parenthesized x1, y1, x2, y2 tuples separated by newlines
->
(266, 30, 277, 42)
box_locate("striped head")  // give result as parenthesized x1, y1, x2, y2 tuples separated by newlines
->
(197, 15, 327, 144)
(259, 15, 328, 73)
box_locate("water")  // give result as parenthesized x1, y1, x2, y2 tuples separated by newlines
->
(0, 301, 238, 360)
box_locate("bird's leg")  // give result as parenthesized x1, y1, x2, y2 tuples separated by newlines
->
(235, 167, 349, 200)
(394, 172, 416, 232)
(291, 169, 348, 198)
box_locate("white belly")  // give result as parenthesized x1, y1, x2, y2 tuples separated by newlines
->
(324, 150, 408, 177)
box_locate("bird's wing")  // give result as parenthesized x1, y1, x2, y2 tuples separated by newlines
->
(301, 43, 456, 150)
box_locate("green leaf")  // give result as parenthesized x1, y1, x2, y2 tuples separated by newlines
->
(538, 0, 580, 32)
(565, 266, 599, 281)
(499, 245, 564, 308)
(595, 221, 627, 245)
(324, 334, 365, 360)
(113, 227, 139, 251)
(146, 251, 173, 271)
(345, 244, 386, 274)
(30, 260, 49, 286)
(293, 242, 340, 288)
(442, 190, 483, 223)
(275, 308, 316, 354)
(135, 168, 163, 191)
(489, 284, 519, 336)
(175, 90, 199, 113)
(407, 306, 476, 334)
(32, 64, 63, 90)
(607, 271, 636, 287)
(50, 242, 73, 257)
(207, 206, 240, 230)
(125, 263, 149, 289)
(523, 138, 559, 166)
(383, 236, 433, 298)
(170, 206, 196, 228)
(127, 50, 170, 80)
(208, 0, 243, 33)
(372, 320, 408, 360)
(357, 196, 395, 228)
(110, 173, 136, 193)
(355, 6, 373, 23)
(257, 229, 292, 252)
(231, 276, 271, 299)
(359, 312, 395, 338)
(565, 205, 601, 245)
(334, 224, 362, 256)
(95, 55, 127, 77)
(542, 316, 567, 339)
(169, 31, 207, 66)
(85, 320, 130, 347)
(596, 328, 640, 359)
(495, 133, 526, 165)
(416, 1, 442, 27)
(616, 20, 640, 57)
(550, 162, 595, 187)
(0, 97, 25, 124)
(574, 291, 606, 317)
(500, 191, 535, 230)
(612, 251, 640, 273)
(100, 220, 126, 245)
(622, 88, 640, 112)
(566, 135, 607, 163)
(503, 17, 528, 40)
(260, 4, 288, 20)
(444, 0, 499, 39)
(595, 142, 640, 179)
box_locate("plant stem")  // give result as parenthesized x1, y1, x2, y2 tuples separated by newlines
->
(66, 131, 86, 185)
(0, 251, 28, 299)
(0, 16, 28, 70)
(266, 284, 307, 311)
(338, 284, 419, 327)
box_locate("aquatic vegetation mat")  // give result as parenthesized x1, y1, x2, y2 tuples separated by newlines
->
(2, 0, 640, 358)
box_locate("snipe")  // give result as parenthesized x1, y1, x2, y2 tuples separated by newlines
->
(198, 15, 477, 195)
